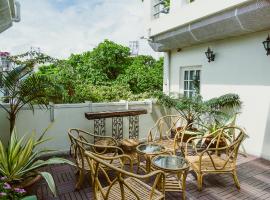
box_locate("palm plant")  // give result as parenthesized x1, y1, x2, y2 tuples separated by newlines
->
(0, 128, 74, 196)
(202, 94, 242, 134)
(0, 51, 61, 135)
(156, 92, 242, 130)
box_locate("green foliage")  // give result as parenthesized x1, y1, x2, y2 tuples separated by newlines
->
(0, 51, 61, 134)
(0, 179, 25, 200)
(37, 40, 163, 103)
(156, 92, 242, 130)
(118, 56, 163, 94)
(0, 128, 74, 197)
(88, 40, 131, 80)
(164, 0, 170, 8)
(156, 92, 208, 128)
(205, 93, 242, 113)
(202, 113, 238, 134)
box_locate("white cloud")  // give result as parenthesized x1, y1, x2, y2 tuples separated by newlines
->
(0, 0, 160, 58)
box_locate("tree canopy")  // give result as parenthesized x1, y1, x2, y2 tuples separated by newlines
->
(37, 40, 163, 103)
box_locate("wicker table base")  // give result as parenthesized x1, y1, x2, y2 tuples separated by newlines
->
(119, 139, 140, 164)
(151, 155, 190, 200)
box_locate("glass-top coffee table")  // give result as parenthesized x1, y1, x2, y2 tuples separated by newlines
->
(152, 155, 190, 200)
(136, 143, 166, 174)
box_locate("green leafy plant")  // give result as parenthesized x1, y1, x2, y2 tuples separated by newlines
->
(202, 113, 238, 134)
(0, 51, 61, 134)
(0, 178, 26, 200)
(156, 91, 208, 129)
(0, 128, 74, 197)
(156, 91, 242, 130)
(36, 40, 163, 103)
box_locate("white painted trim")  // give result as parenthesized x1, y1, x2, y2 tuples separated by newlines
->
(179, 65, 202, 96)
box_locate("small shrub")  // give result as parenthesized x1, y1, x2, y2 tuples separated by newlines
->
(0, 178, 26, 200)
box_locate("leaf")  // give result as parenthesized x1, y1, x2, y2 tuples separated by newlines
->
(39, 172, 57, 197)
(21, 158, 75, 175)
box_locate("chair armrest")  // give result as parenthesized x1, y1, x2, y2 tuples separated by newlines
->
(92, 150, 134, 170)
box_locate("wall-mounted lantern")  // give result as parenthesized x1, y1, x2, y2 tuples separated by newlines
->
(263, 34, 270, 56)
(205, 47, 215, 63)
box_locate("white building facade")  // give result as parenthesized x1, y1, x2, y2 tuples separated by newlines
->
(143, 0, 270, 159)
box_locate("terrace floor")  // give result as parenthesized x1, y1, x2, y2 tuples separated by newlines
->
(28, 155, 270, 200)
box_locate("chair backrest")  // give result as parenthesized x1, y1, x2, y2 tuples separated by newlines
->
(84, 151, 165, 200)
(186, 126, 247, 170)
(148, 115, 187, 142)
(68, 129, 124, 170)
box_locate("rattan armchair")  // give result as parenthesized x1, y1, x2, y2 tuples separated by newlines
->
(185, 126, 247, 191)
(85, 151, 165, 200)
(68, 129, 132, 189)
(147, 115, 188, 154)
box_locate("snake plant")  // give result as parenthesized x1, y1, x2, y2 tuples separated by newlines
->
(0, 128, 74, 197)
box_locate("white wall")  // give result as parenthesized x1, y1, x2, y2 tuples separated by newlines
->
(168, 29, 270, 159)
(0, 101, 168, 154)
(145, 0, 251, 37)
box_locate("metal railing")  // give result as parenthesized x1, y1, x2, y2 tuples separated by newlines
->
(152, 0, 196, 19)
(153, 0, 170, 19)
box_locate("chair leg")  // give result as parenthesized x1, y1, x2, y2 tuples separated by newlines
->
(232, 170, 240, 190)
(197, 173, 203, 191)
(181, 171, 188, 200)
(75, 170, 84, 190)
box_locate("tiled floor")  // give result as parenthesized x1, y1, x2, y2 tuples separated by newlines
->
(28, 155, 270, 200)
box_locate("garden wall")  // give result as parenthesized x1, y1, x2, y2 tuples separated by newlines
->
(0, 100, 170, 154)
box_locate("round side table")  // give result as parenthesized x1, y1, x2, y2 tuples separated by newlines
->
(152, 155, 190, 200)
(136, 143, 166, 174)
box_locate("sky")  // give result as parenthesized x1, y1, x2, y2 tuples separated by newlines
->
(0, 0, 160, 59)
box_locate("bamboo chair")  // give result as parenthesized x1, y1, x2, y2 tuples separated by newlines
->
(185, 126, 247, 191)
(85, 151, 166, 200)
(68, 129, 132, 189)
(147, 115, 188, 154)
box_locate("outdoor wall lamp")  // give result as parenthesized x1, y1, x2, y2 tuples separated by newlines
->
(205, 47, 215, 62)
(263, 34, 270, 56)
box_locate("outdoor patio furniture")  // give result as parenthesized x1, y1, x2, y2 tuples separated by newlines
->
(68, 129, 132, 189)
(136, 143, 166, 174)
(151, 154, 190, 200)
(84, 151, 166, 200)
(185, 126, 247, 191)
(147, 115, 188, 154)
(119, 138, 141, 164)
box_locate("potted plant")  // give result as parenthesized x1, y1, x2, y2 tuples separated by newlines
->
(0, 128, 74, 197)
(156, 92, 206, 141)
(156, 90, 242, 142)
(202, 94, 242, 147)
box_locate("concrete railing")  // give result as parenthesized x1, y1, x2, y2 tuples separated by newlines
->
(0, 100, 170, 154)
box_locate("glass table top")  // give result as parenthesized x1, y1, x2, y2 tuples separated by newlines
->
(152, 155, 189, 170)
(136, 143, 165, 154)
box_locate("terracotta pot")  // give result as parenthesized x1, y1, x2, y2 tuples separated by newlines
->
(16, 175, 42, 190)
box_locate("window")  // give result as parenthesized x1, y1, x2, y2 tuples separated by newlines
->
(152, 0, 169, 19)
(183, 69, 201, 98)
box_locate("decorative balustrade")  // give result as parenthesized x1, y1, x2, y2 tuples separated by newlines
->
(85, 109, 148, 141)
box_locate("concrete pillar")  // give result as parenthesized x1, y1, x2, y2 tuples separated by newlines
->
(163, 51, 170, 95)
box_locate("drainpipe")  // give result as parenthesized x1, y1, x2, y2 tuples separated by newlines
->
(163, 51, 170, 95)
